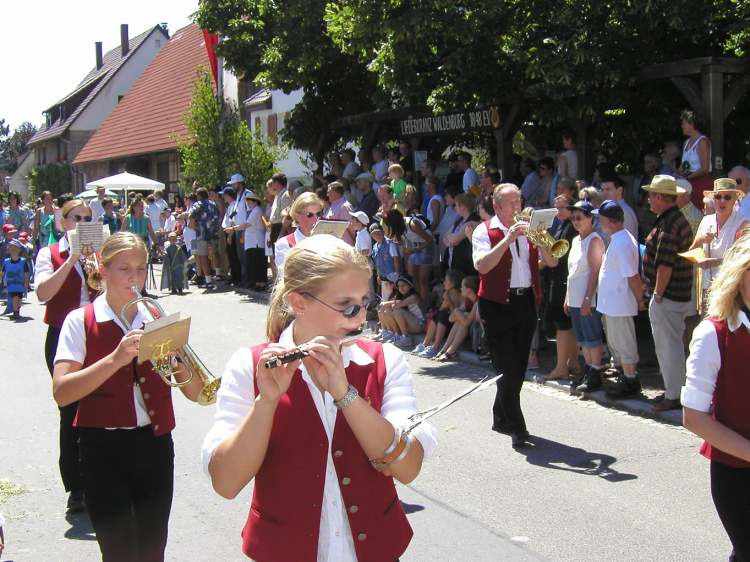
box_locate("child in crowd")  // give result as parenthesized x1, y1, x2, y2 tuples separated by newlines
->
(413, 269, 464, 358)
(349, 211, 372, 256)
(378, 275, 424, 348)
(370, 223, 401, 300)
(160, 232, 188, 294)
(1, 240, 31, 319)
(434, 275, 480, 361)
(388, 163, 407, 200)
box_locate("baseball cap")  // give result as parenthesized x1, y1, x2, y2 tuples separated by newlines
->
(566, 200, 595, 215)
(349, 211, 370, 226)
(229, 173, 245, 184)
(222, 186, 236, 196)
(2, 224, 17, 235)
(593, 200, 624, 221)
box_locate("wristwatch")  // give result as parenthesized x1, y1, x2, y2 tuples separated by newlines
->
(334, 384, 358, 409)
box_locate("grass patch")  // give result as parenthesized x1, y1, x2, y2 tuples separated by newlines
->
(0, 479, 27, 504)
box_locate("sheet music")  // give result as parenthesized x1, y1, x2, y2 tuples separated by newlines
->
(68, 224, 110, 254)
(311, 219, 350, 238)
(528, 209, 557, 231)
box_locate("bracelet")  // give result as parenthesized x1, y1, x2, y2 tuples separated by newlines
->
(370, 428, 409, 471)
(333, 384, 358, 410)
(381, 426, 402, 459)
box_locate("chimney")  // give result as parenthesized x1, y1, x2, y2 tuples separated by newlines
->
(120, 24, 129, 56)
(160, 22, 169, 36)
(95, 41, 103, 70)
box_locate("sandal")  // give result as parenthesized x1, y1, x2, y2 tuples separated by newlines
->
(435, 351, 457, 362)
(544, 370, 569, 381)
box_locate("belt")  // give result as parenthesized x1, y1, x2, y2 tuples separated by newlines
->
(509, 287, 532, 296)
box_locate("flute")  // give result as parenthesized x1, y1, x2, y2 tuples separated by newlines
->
(263, 330, 364, 369)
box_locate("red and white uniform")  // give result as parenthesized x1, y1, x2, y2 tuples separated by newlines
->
(273, 228, 306, 276)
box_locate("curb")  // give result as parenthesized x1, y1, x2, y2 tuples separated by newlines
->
(454, 350, 683, 426)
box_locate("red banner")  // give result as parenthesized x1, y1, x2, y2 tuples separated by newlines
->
(202, 30, 219, 87)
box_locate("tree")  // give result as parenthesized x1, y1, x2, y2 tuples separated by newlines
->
(195, 0, 384, 161)
(28, 163, 72, 199)
(174, 69, 285, 193)
(0, 120, 37, 173)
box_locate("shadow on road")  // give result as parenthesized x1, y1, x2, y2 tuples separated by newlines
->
(64, 512, 97, 541)
(413, 361, 488, 383)
(401, 501, 425, 514)
(516, 436, 638, 483)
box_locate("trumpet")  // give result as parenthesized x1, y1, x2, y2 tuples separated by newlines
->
(514, 207, 570, 259)
(118, 287, 221, 405)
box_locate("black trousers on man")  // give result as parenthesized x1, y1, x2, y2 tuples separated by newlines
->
(45, 325, 82, 493)
(479, 292, 536, 435)
(79, 427, 174, 562)
(225, 232, 242, 285)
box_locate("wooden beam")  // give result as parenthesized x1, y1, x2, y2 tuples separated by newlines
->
(670, 77, 704, 117)
(639, 56, 750, 82)
(724, 75, 750, 119)
(702, 68, 725, 173)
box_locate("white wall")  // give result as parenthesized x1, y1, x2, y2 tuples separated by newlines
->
(222, 64, 239, 107)
(249, 89, 310, 181)
(71, 28, 165, 133)
(9, 152, 36, 201)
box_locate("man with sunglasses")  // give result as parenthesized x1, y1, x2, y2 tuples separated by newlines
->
(729, 165, 750, 221)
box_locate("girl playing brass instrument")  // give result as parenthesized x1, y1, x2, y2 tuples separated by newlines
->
(202, 234, 437, 562)
(52, 232, 204, 562)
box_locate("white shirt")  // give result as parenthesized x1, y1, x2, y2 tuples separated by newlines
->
(54, 294, 152, 428)
(162, 214, 176, 233)
(89, 198, 106, 223)
(425, 194, 444, 229)
(183, 226, 197, 254)
(739, 195, 750, 222)
(243, 205, 266, 250)
(201, 322, 437, 562)
(34, 235, 91, 305)
(342, 161, 361, 180)
(471, 215, 532, 288)
(597, 229, 639, 317)
(462, 167, 479, 193)
(354, 228, 371, 254)
(696, 211, 746, 288)
(567, 232, 602, 307)
(222, 199, 238, 229)
(147, 200, 168, 231)
(682, 311, 750, 411)
(274, 228, 306, 275)
(617, 199, 639, 240)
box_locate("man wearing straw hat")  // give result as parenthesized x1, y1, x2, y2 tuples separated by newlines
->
(642, 175, 695, 411)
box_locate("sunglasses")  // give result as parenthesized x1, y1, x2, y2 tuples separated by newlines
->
(71, 214, 93, 223)
(304, 211, 323, 218)
(302, 292, 379, 319)
(713, 194, 734, 201)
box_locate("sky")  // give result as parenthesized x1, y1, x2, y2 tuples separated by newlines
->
(1, 0, 198, 131)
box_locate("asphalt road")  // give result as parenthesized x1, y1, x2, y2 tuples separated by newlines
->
(0, 287, 732, 562)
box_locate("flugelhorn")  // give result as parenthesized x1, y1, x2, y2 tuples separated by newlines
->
(514, 207, 570, 259)
(118, 287, 221, 405)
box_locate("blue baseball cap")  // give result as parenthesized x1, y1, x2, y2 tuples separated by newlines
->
(221, 186, 236, 196)
(593, 200, 624, 221)
(566, 200, 595, 215)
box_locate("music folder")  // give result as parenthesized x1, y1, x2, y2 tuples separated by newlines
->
(312, 219, 350, 238)
(137, 313, 191, 365)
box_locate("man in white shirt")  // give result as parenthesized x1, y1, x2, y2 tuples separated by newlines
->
(594, 200, 644, 398)
(729, 165, 750, 221)
(600, 176, 639, 240)
(458, 152, 479, 193)
(145, 194, 167, 232)
(89, 186, 107, 222)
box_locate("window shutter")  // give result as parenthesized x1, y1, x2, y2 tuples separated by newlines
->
(267, 114, 278, 145)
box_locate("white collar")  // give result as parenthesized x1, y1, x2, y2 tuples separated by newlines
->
(93, 293, 151, 332)
(727, 309, 750, 333)
(59, 234, 70, 252)
(295, 229, 307, 241)
(489, 215, 503, 230)
(278, 321, 374, 371)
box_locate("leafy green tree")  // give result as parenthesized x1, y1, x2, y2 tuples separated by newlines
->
(29, 163, 72, 199)
(0, 121, 37, 173)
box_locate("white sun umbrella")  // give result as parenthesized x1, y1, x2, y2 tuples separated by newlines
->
(85, 172, 165, 203)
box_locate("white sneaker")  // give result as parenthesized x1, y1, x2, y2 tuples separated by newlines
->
(421, 346, 440, 358)
(412, 343, 427, 354)
(394, 334, 413, 348)
(381, 330, 396, 343)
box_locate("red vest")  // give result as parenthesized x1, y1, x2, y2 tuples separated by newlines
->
(477, 220, 541, 305)
(74, 303, 175, 436)
(699, 318, 750, 468)
(44, 242, 98, 328)
(243, 339, 412, 562)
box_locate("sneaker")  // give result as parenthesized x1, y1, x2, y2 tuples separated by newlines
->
(380, 330, 396, 343)
(412, 343, 427, 354)
(606, 374, 642, 399)
(576, 366, 602, 394)
(421, 346, 440, 358)
(394, 334, 413, 348)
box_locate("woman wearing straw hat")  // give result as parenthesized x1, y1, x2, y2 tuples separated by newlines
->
(683, 231, 750, 561)
(689, 178, 750, 314)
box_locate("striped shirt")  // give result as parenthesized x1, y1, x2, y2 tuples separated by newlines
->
(643, 205, 693, 302)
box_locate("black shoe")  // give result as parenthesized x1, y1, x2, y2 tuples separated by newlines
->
(576, 367, 602, 394)
(66, 491, 85, 514)
(569, 369, 586, 395)
(491, 424, 512, 435)
(511, 432, 530, 448)
(606, 374, 642, 399)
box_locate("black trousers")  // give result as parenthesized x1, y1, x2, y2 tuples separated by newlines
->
(711, 460, 750, 561)
(479, 293, 536, 434)
(45, 325, 82, 493)
(234, 232, 248, 285)
(79, 427, 174, 562)
(226, 233, 242, 284)
(245, 247, 267, 285)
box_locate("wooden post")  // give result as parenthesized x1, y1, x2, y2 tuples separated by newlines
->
(702, 66, 725, 173)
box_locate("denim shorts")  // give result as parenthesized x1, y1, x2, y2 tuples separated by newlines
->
(408, 244, 434, 266)
(568, 306, 603, 348)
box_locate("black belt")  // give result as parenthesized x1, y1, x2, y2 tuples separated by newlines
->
(509, 287, 532, 296)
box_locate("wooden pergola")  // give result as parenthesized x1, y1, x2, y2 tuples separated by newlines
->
(639, 56, 750, 174)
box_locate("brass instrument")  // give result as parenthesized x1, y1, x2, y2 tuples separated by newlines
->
(514, 207, 570, 259)
(118, 287, 221, 405)
(80, 243, 103, 291)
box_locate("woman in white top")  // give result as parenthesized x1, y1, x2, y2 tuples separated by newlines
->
(234, 191, 268, 290)
(679, 109, 713, 207)
(273, 192, 324, 278)
(557, 131, 579, 180)
(565, 200, 606, 393)
(690, 178, 749, 314)
(202, 235, 436, 562)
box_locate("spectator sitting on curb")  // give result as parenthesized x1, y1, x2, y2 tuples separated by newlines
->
(435, 275, 481, 361)
(377, 275, 424, 348)
(412, 269, 464, 358)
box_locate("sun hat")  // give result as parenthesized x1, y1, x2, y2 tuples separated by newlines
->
(641, 174, 687, 195)
(704, 177, 744, 199)
(244, 190, 263, 203)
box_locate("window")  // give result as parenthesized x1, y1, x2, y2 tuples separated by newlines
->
(267, 114, 278, 145)
(155, 39, 161, 47)
(117, 95, 124, 103)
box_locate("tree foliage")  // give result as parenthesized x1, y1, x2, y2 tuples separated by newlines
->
(0, 120, 37, 173)
(175, 69, 285, 193)
(195, 0, 384, 159)
(29, 163, 72, 199)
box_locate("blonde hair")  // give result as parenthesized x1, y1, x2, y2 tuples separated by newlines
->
(61, 199, 88, 218)
(89, 232, 148, 291)
(707, 230, 750, 321)
(388, 163, 404, 177)
(579, 186, 604, 207)
(266, 235, 371, 340)
(290, 192, 323, 218)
